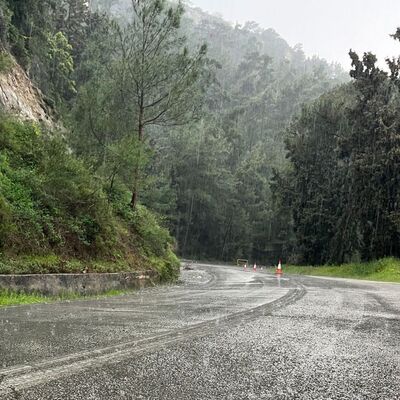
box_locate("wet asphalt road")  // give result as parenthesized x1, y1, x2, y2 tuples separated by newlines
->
(0, 264, 400, 399)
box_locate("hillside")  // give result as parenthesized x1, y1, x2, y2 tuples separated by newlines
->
(88, 0, 348, 263)
(183, 5, 344, 75)
(93, 1, 347, 81)
(4, 0, 388, 271)
(0, 1, 180, 279)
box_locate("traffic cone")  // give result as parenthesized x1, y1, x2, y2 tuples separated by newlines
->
(244, 263, 247, 271)
(253, 263, 257, 272)
(275, 259, 283, 275)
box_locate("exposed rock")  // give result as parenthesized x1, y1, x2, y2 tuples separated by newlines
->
(0, 59, 53, 126)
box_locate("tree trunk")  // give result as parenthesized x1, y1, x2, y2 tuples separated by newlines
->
(130, 189, 138, 208)
(182, 193, 195, 257)
(130, 107, 144, 208)
(130, 153, 141, 209)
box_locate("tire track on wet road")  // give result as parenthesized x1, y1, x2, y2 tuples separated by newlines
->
(0, 273, 305, 396)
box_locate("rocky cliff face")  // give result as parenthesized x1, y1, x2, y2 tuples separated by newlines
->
(0, 60, 53, 125)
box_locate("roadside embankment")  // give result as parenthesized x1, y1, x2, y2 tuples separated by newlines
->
(0, 270, 159, 297)
(283, 257, 400, 283)
(0, 270, 162, 307)
(0, 287, 135, 307)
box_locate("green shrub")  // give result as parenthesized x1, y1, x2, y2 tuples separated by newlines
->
(150, 249, 180, 282)
(133, 205, 172, 257)
(0, 51, 13, 72)
(0, 194, 12, 248)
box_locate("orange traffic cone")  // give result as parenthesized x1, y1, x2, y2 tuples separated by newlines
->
(253, 263, 257, 272)
(275, 259, 283, 275)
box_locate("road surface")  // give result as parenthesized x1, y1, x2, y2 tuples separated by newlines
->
(0, 264, 399, 399)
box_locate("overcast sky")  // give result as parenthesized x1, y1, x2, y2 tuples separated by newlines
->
(187, 0, 400, 69)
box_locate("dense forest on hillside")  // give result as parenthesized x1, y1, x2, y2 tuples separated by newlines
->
(88, 0, 348, 262)
(0, 0, 398, 268)
(0, 0, 180, 277)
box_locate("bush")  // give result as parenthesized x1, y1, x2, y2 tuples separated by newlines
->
(0, 51, 13, 72)
(133, 205, 173, 257)
(0, 194, 12, 248)
(150, 249, 180, 282)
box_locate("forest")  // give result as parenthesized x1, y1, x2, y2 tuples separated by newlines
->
(0, 0, 398, 271)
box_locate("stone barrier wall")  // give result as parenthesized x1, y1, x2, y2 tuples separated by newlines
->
(0, 271, 160, 296)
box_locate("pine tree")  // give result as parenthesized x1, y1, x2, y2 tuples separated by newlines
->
(112, 0, 208, 207)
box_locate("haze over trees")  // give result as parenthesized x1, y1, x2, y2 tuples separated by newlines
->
(0, 0, 398, 268)
(89, 0, 347, 260)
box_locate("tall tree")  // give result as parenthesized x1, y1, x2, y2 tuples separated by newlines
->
(113, 0, 207, 207)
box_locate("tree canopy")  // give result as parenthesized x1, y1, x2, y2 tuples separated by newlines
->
(2, 0, 398, 267)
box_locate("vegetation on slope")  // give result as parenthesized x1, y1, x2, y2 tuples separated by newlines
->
(0, 114, 179, 279)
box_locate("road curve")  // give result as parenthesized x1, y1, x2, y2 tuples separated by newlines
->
(1, 264, 400, 399)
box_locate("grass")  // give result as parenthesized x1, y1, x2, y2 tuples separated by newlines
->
(0, 255, 138, 275)
(0, 288, 134, 307)
(283, 257, 400, 283)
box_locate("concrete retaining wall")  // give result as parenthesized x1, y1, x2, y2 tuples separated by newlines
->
(0, 271, 160, 296)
